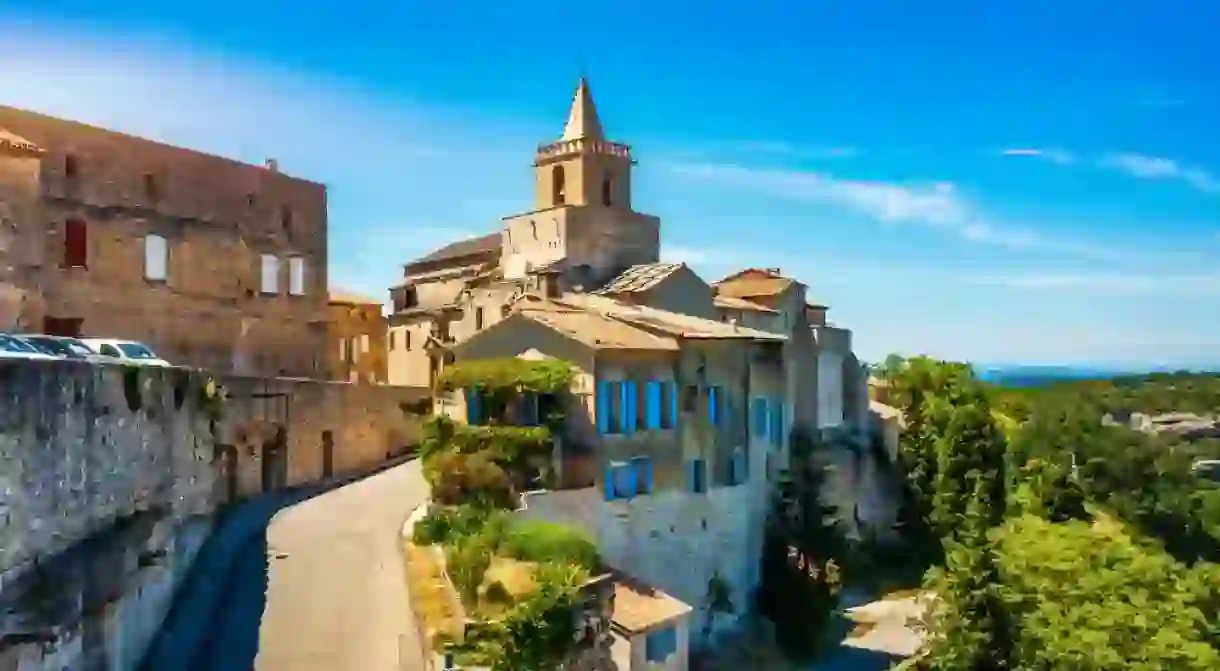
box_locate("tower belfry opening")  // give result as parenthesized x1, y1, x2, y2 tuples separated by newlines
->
(533, 77, 635, 210)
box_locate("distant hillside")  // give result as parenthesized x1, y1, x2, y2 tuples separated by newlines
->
(974, 364, 1220, 388)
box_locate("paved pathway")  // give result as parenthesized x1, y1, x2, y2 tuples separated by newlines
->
(254, 459, 429, 671)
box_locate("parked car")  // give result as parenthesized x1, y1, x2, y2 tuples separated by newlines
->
(79, 338, 172, 367)
(16, 334, 107, 361)
(0, 334, 58, 360)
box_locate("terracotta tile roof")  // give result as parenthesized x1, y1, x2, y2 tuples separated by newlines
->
(0, 128, 42, 157)
(558, 293, 786, 342)
(328, 288, 382, 306)
(405, 232, 501, 269)
(517, 301, 679, 351)
(715, 276, 794, 299)
(713, 295, 778, 313)
(597, 263, 684, 295)
(609, 570, 693, 634)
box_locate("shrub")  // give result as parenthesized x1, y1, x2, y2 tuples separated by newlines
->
(413, 505, 506, 546)
(446, 531, 496, 607)
(498, 519, 599, 572)
(425, 451, 515, 509)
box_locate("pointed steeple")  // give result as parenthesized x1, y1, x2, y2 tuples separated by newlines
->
(560, 77, 604, 142)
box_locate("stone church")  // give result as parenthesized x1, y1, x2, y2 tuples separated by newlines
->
(386, 77, 871, 446)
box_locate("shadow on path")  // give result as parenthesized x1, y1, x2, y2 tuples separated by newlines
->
(140, 456, 415, 671)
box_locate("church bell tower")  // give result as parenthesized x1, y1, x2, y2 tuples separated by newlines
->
(532, 77, 636, 211)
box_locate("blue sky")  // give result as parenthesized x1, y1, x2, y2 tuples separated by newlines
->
(2, 1, 1219, 366)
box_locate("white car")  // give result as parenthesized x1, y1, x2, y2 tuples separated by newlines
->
(0, 334, 58, 360)
(80, 338, 172, 367)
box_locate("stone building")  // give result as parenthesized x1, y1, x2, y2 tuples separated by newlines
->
(326, 288, 388, 383)
(392, 77, 890, 660)
(0, 105, 328, 377)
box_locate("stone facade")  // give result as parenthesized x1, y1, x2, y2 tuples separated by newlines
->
(0, 105, 328, 377)
(0, 359, 429, 669)
(326, 289, 388, 383)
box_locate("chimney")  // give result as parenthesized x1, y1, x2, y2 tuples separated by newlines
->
(264, 158, 279, 172)
(766, 267, 782, 276)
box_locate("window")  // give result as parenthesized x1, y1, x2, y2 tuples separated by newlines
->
(405, 330, 412, 350)
(143, 173, 160, 200)
(517, 393, 541, 426)
(728, 450, 747, 486)
(552, 165, 565, 205)
(707, 385, 722, 425)
(601, 175, 613, 206)
(389, 330, 396, 350)
(645, 626, 678, 663)
(260, 254, 279, 294)
(63, 218, 87, 268)
(686, 458, 707, 494)
(635, 381, 648, 430)
(530, 220, 538, 239)
(769, 401, 785, 446)
(660, 381, 676, 429)
(144, 234, 168, 281)
(465, 388, 485, 424)
(682, 385, 698, 414)
(359, 334, 369, 354)
(64, 154, 79, 179)
(98, 344, 121, 358)
(475, 307, 484, 330)
(597, 380, 623, 434)
(288, 257, 306, 296)
(339, 338, 348, 362)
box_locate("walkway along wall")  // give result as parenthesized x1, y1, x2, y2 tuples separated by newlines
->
(0, 360, 429, 670)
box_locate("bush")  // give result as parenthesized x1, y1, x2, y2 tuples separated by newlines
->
(446, 531, 496, 607)
(425, 451, 515, 509)
(413, 505, 508, 546)
(498, 519, 599, 572)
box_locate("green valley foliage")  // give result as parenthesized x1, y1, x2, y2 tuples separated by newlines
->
(877, 359, 1220, 670)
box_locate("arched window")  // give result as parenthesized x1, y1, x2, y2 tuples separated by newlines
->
(552, 165, 566, 205)
(601, 175, 613, 206)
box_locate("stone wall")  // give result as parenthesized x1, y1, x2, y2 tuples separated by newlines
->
(518, 478, 768, 651)
(0, 360, 219, 669)
(214, 375, 429, 498)
(0, 359, 430, 669)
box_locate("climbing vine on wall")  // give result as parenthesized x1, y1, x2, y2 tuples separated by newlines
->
(437, 358, 574, 397)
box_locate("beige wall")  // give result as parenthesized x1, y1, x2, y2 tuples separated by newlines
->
(0, 105, 329, 377)
(387, 316, 435, 388)
(327, 299, 388, 383)
(614, 617, 692, 671)
(629, 266, 718, 320)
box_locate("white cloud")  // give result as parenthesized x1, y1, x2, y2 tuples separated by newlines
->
(998, 147, 1077, 165)
(1099, 152, 1220, 193)
(661, 160, 1119, 259)
(982, 271, 1220, 296)
(998, 145, 1220, 195)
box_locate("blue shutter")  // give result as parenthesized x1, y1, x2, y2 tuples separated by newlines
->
(603, 464, 616, 501)
(596, 381, 611, 434)
(620, 381, 635, 433)
(708, 386, 719, 425)
(466, 388, 483, 424)
(738, 452, 748, 483)
(645, 381, 662, 429)
(631, 456, 652, 495)
(752, 398, 767, 438)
